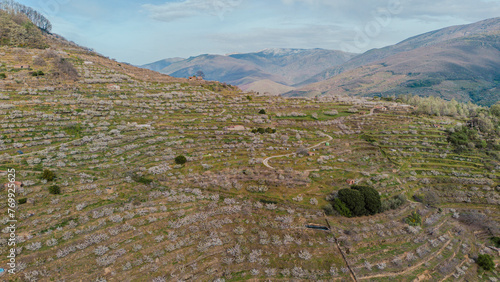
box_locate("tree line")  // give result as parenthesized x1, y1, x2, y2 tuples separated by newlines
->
(0, 0, 52, 32)
(399, 94, 500, 155)
(399, 94, 483, 118)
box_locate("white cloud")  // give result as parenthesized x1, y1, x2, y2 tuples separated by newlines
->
(208, 24, 356, 52)
(143, 0, 243, 21)
(280, 0, 500, 22)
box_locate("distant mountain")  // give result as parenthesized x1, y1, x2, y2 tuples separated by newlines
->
(141, 48, 357, 93)
(228, 48, 356, 85)
(155, 54, 284, 86)
(141, 58, 184, 72)
(297, 17, 500, 87)
(239, 79, 295, 96)
(286, 17, 500, 106)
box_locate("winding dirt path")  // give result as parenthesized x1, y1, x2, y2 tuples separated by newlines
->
(262, 133, 333, 170)
(367, 107, 376, 116)
(262, 106, 377, 170)
(217, 108, 226, 116)
(358, 231, 453, 280)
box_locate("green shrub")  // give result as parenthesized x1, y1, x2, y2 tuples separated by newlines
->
(338, 188, 366, 216)
(48, 185, 60, 195)
(259, 199, 278, 205)
(33, 163, 43, 171)
(64, 124, 82, 137)
(491, 102, 500, 117)
(175, 155, 187, 165)
(259, 109, 266, 114)
(381, 194, 407, 211)
(0, 73, 6, 79)
(490, 236, 500, 248)
(404, 211, 421, 226)
(18, 198, 27, 204)
(252, 127, 276, 134)
(322, 204, 335, 216)
(477, 254, 494, 271)
(332, 198, 351, 217)
(352, 185, 381, 215)
(41, 169, 56, 181)
(333, 186, 386, 217)
(361, 134, 376, 143)
(381, 199, 391, 212)
(446, 125, 488, 152)
(131, 174, 153, 185)
(405, 79, 441, 88)
(447, 126, 472, 147)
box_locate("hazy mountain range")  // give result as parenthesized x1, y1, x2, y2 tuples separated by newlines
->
(143, 17, 500, 105)
(142, 48, 357, 95)
(287, 17, 500, 106)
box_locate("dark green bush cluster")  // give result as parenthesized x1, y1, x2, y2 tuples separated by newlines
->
(31, 70, 44, 76)
(447, 126, 479, 152)
(332, 198, 351, 217)
(0, 73, 6, 79)
(361, 134, 376, 143)
(405, 79, 441, 88)
(447, 120, 500, 153)
(404, 211, 421, 226)
(41, 169, 56, 181)
(131, 174, 153, 185)
(477, 254, 494, 271)
(175, 155, 187, 165)
(18, 198, 27, 204)
(491, 236, 500, 248)
(48, 185, 60, 195)
(355, 185, 381, 215)
(251, 127, 276, 134)
(331, 185, 381, 217)
(258, 109, 266, 114)
(259, 199, 277, 205)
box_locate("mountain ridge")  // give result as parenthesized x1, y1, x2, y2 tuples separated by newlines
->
(297, 17, 500, 87)
(285, 17, 500, 106)
(141, 48, 357, 92)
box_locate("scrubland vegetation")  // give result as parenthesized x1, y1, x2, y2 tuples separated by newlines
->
(0, 8, 498, 282)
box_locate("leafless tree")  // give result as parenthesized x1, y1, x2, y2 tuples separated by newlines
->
(1, 0, 52, 31)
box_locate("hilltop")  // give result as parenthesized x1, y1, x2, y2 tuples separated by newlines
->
(299, 17, 500, 85)
(287, 17, 500, 106)
(0, 4, 499, 282)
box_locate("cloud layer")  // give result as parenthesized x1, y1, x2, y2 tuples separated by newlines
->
(143, 0, 243, 21)
(17, 0, 500, 64)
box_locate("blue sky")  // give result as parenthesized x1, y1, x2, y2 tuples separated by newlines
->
(16, 0, 500, 65)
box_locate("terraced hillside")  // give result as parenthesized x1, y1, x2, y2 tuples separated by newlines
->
(0, 15, 499, 282)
